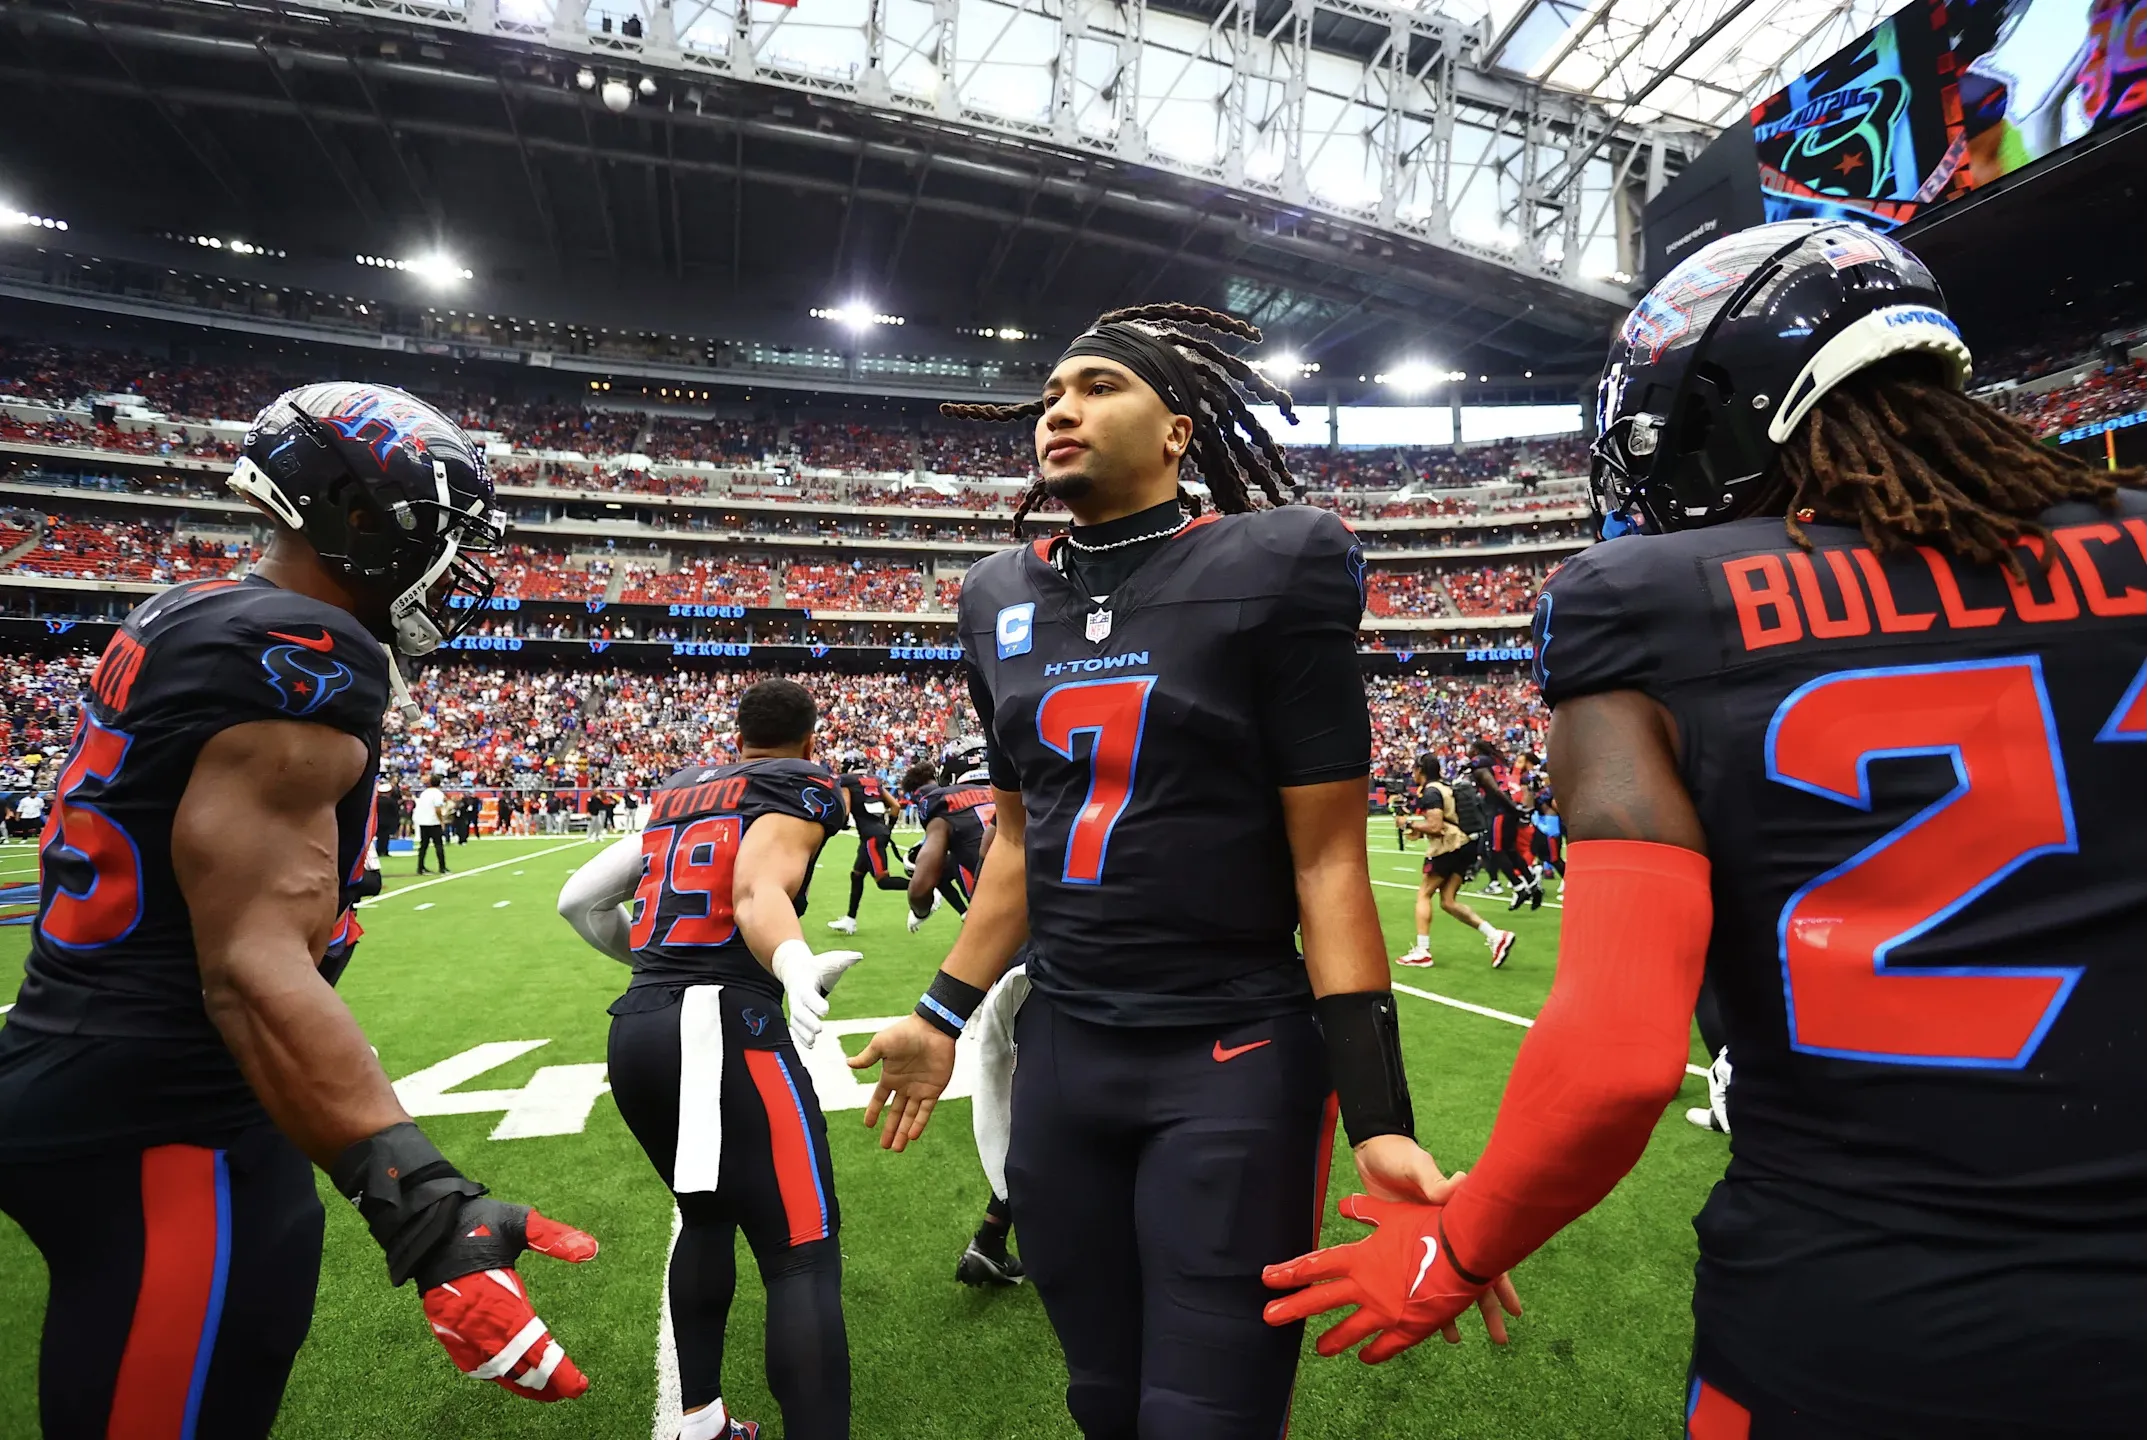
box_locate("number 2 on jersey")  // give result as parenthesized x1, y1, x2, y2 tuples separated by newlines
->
(1767, 657, 2083, 1069)
(1036, 676, 1155, 885)
(630, 816, 743, 949)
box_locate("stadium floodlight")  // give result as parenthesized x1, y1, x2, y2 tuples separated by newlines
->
(575, 67, 597, 90)
(811, 303, 904, 330)
(1375, 362, 1456, 393)
(1252, 353, 1320, 377)
(601, 78, 633, 113)
(2, 207, 69, 232)
(637, 77, 658, 98)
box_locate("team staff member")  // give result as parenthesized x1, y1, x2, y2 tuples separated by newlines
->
(557, 678, 859, 1440)
(0, 384, 596, 1438)
(828, 758, 906, 936)
(1395, 755, 1514, 969)
(1265, 220, 2147, 1435)
(851, 302, 1517, 1439)
(1528, 782, 1564, 881)
(412, 776, 449, 873)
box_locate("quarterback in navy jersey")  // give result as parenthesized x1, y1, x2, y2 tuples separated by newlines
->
(0, 384, 598, 1438)
(851, 303, 1515, 1440)
(556, 679, 858, 1440)
(1266, 221, 2147, 1436)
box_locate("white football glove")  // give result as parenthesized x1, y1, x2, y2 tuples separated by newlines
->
(769, 939, 864, 1050)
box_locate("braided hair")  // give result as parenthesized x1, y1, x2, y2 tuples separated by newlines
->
(941, 302, 1300, 533)
(1757, 357, 2146, 573)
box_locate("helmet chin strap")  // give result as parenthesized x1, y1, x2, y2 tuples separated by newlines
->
(383, 645, 421, 723)
(386, 530, 460, 657)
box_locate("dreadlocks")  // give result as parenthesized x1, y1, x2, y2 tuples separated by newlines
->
(941, 302, 1301, 533)
(1759, 357, 2147, 572)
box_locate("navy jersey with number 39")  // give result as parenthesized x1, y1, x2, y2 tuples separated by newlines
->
(628, 758, 844, 998)
(959, 506, 1370, 1026)
(1535, 497, 2147, 1428)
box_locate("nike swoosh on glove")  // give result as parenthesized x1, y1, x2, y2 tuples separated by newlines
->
(1259, 1193, 1487, 1363)
(770, 938, 865, 1049)
(419, 1199, 599, 1401)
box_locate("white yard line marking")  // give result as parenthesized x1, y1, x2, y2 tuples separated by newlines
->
(652, 1205, 685, 1440)
(493, 900, 511, 908)
(360, 841, 586, 906)
(414, 902, 435, 911)
(1391, 981, 1708, 1079)
(0, 1002, 11, 1016)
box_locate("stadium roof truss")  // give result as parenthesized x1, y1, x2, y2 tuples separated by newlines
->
(266, 0, 1711, 299)
(1479, 0, 1905, 131)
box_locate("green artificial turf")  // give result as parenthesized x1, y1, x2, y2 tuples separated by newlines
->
(0, 828, 1724, 1439)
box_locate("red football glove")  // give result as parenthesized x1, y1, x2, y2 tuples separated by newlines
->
(419, 1202, 599, 1402)
(1261, 1193, 1519, 1363)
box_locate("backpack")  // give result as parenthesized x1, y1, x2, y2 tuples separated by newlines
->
(1448, 777, 1487, 838)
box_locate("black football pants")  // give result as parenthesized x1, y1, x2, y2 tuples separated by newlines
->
(0, 1123, 321, 1440)
(608, 983, 849, 1438)
(416, 824, 447, 872)
(847, 832, 908, 916)
(1006, 992, 1336, 1440)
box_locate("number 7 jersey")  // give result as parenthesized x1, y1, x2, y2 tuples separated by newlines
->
(1533, 499, 2147, 1228)
(957, 506, 1371, 1027)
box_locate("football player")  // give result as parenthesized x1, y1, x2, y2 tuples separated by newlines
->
(1264, 219, 2147, 1435)
(901, 758, 990, 931)
(555, 678, 858, 1440)
(849, 301, 1517, 1439)
(827, 754, 906, 936)
(1470, 740, 1542, 911)
(0, 384, 596, 1438)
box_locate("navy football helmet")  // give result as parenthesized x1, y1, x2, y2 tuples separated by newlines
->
(1591, 220, 1973, 536)
(231, 382, 503, 654)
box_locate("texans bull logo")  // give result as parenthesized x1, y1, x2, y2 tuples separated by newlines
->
(260, 640, 357, 716)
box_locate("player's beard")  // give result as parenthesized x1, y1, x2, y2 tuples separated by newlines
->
(1042, 471, 1095, 503)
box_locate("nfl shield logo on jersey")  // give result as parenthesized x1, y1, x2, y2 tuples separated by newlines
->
(1085, 609, 1113, 644)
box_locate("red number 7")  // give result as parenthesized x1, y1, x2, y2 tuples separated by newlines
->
(1036, 676, 1155, 886)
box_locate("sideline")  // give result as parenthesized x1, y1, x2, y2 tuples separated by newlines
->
(360, 839, 590, 906)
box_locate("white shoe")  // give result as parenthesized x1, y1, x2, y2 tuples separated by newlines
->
(907, 905, 928, 934)
(1488, 930, 1515, 968)
(1395, 946, 1435, 968)
(826, 916, 857, 936)
(1685, 1106, 1727, 1133)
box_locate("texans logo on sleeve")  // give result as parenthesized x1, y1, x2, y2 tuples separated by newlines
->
(799, 785, 835, 820)
(261, 642, 357, 716)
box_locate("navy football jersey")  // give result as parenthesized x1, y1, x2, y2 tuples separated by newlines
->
(958, 505, 1370, 1025)
(1535, 499, 2147, 1424)
(917, 780, 992, 891)
(839, 772, 894, 838)
(0, 576, 386, 1155)
(627, 758, 844, 999)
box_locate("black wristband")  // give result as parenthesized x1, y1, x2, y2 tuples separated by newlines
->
(1314, 990, 1415, 1146)
(1437, 1213, 1493, 1288)
(328, 1121, 488, 1286)
(915, 969, 988, 1039)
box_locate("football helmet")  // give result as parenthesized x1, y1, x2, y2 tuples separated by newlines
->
(231, 382, 504, 654)
(1591, 220, 1973, 536)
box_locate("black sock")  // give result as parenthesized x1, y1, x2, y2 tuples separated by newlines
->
(974, 1192, 1011, 1254)
(848, 872, 864, 919)
(938, 880, 969, 916)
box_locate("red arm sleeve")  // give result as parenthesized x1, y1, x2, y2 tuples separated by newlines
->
(1438, 839, 1712, 1282)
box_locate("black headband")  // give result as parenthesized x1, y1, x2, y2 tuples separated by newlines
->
(1056, 323, 1202, 418)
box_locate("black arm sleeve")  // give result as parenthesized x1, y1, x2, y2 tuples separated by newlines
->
(1254, 510, 1372, 786)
